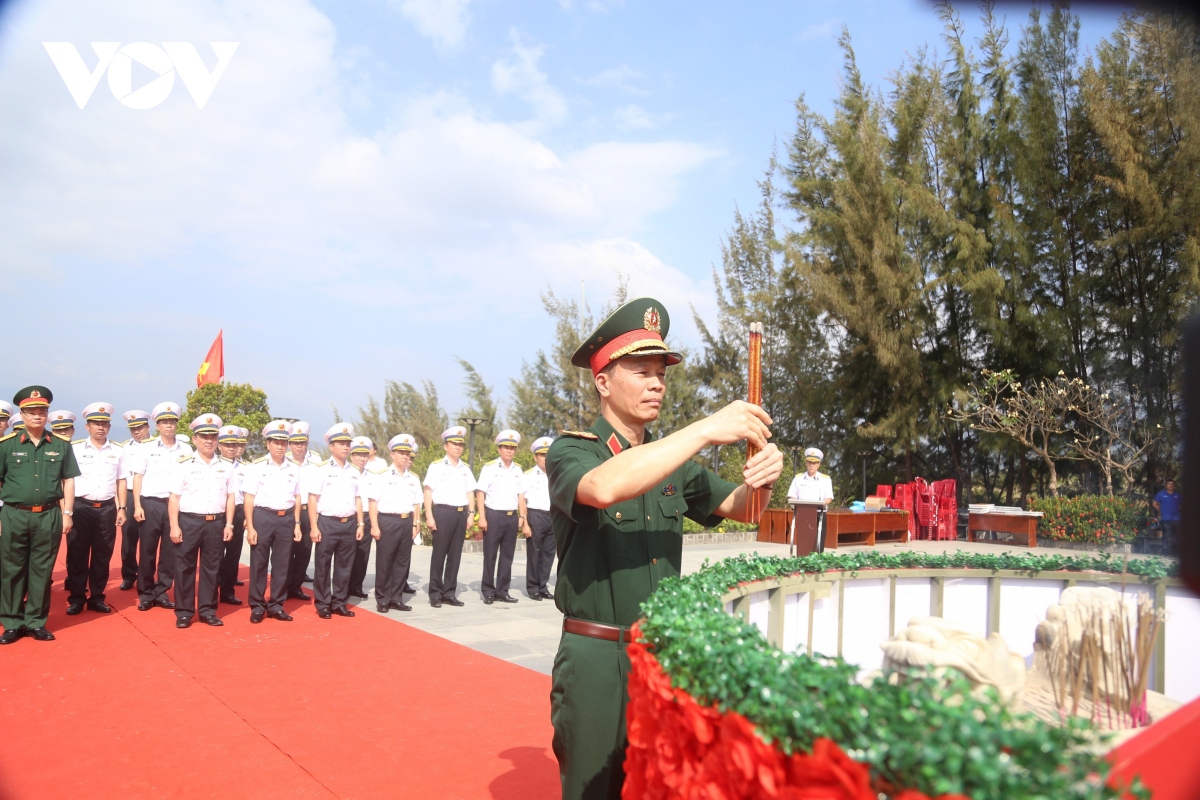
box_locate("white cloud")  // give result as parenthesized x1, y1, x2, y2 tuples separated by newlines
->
(0, 0, 717, 429)
(583, 63, 647, 95)
(391, 0, 471, 50)
(490, 31, 566, 127)
(613, 103, 670, 131)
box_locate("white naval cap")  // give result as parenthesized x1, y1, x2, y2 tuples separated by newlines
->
(124, 409, 151, 427)
(49, 410, 77, 430)
(82, 402, 114, 423)
(441, 426, 466, 443)
(236, 426, 249, 443)
(388, 433, 418, 453)
(177, 434, 190, 443)
(531, 436, 553, 455)
(289, 421, 311, 442)
(495, 429, 521, 447)
(152, 402, 182, 422)
(0, 401, 14, 419)
(350, 436, 372, 454)
(325, 423, 354, 444)
(804, 447, 824, 462)
(262, 420, 293, 440)
(191, 414, 223, 434)
(218, 425, 240, 442)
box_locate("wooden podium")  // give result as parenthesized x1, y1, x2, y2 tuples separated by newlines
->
(789, 501, 827, 556)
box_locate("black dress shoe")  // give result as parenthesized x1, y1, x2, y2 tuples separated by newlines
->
(443, 597, 464, 607)
(119, 579, 136, 591)
(269, 610, 293, 622)
(331, 607, 355, 617)
(199, 615, 224, 627)
(316, 608, 332, 619)
(153, 598, 176, 610)
(403, 585, 416, 593)
(137, 600, 153, 611)
(496, 595, 518, 604)
(389, 602, 412, 612)
(289, 590, 311, 602)
(66, 603, 85, 616)
(87, 601, 113, 614)
(529, 593, 543, 601)
(234, 580, 245, 587)
(429, 598, 442, 608)
(26, 627, 56, 641)
(250, 611, 265, 624)
(482, 596, 494, 605)
(176, 617, 192, 629)
(349, 591, 369, 599)
(377, 604, 390, 613)
(0, 628, 23, 644)
(538, 592, 555, 600)
(219, 594, 243, 606)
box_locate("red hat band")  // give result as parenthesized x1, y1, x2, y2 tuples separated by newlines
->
(589, 329, 667, 376)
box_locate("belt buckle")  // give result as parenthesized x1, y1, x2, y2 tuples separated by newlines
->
(91, 501, 103, 508)
(339, 516, 349, 523)
(456, 506, 464, 512)
(205, 514, 217, 521)
(506, 510, 514, 516)
(276, 510, 287, 516)
(31, 505, 45, 513)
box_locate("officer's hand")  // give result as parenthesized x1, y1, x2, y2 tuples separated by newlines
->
(170, 526, 183, 544)
(294, 525, 302, 542)
(355, 524, 364, 541)
(134, 505, 145, 522)
(426, 515, 437, 532)
(478, 515, 488, 532)
(311, 528, 321, 543)
(246, 528, 258, 546)
(371, 529, 381, 541)
(698, 401, 773, 450)
(523, 526, 531, 539)
(223, 525, 233, 542)
(116, 509, 127, 527)
(743, 443, 784, 489)
(62, 514, 74, 535)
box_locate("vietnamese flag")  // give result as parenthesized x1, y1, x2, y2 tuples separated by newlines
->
(197, 330, 224, 387)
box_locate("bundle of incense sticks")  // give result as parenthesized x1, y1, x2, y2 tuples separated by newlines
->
(747, 322, 763, 521)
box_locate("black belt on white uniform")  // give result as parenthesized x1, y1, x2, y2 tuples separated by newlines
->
(80, 498, 116, 508)
(433, 503, 468, 513)
(318, 513, 357, 524)
(378, 512, 413, 519)
(180, 512, 224, 521)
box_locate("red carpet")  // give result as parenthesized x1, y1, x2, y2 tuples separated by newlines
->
(0, 550, 558, 800)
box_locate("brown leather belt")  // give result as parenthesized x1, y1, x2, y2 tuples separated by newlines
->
(12, 503, 55, 513)
(563, 617, 632, 643)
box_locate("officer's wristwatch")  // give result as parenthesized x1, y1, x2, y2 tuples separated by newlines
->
(63, 509, 73, 516)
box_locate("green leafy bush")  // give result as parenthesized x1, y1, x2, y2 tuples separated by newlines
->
(638, 552, 1169, 799)
(1030, 495, 1149, 545)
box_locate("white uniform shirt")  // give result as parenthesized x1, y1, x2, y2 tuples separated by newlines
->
(72, 438, 125, 502)
(129, 436, 194, 499)
(169, 453, 235, 515)
(230, 458, 251, 505)
(476, 459, 524, 511)
(242, 456, 302, 511)
(366, 456, 389, 476)
(519, 465, 550, 511)
(304, 458, 361, 517)
(423, 457, 477, 506)
(367, 466, 424, 514)
(787, 471, 834, 503)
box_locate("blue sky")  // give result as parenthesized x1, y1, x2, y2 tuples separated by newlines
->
(0, 0, 1125, 437)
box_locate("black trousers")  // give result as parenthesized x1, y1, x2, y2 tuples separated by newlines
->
(525, 508, 555, 596)
(65, 500, 118, 605)
(138, 496, 175, 603)
(374, 514, 413, 606)
(481, 508, 518, 599)
(173, 514, 223, 620)
(249, 508, 295, 614)
(313, 515, 356, 612)
(120, 485, 140, 584)
(429, 505, 468, 601)
(349, 516, 373, 594)
(218, 504, 246, 594)
(287, 505, 313, 595)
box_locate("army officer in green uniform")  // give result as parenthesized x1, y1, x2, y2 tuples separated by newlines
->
(547, 298, 783, 799)
(0, 386, 82, 644)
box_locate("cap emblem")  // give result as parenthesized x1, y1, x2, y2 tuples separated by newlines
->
(31, 390, 40, 398)
(643, 307, 661, 334)
(278, 423, 286, 430)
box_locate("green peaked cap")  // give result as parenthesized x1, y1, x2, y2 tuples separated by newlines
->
(570, 296, 683, 371)
(13, 385, 53, 408)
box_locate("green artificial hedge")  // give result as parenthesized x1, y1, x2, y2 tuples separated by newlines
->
(1030, 495, 1150, 545)
(637, 551, 1170, 799)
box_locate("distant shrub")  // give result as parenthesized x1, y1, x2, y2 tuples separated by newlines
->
(1030, 495, 1148, 545)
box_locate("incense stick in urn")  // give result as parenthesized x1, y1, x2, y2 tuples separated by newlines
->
(747, 322, 763, 520)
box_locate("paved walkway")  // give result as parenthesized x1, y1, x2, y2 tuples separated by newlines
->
(274, 537, 1170, 676)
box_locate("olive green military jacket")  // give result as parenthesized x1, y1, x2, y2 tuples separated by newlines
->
(547, 415, 737, 628)
(0, 430, 82, 505)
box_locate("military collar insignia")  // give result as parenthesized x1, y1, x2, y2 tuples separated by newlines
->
(606, 433, 623, 456)
(662, 483, 677, 497)
(643, 306, 661, 333)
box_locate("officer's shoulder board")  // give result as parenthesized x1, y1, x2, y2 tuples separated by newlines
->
(71, 437, 86, 445)
(819, 472, 830, 479)
(112, 438, 127, 448)
(558, 429, 599, 440)
(54, 432, 72, 442)
(484, 457, 499, 467)
(0, 432, 16, 443)
(178, 454, 193, 463)
(219, 456, 234, 464)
